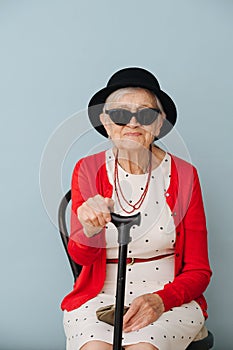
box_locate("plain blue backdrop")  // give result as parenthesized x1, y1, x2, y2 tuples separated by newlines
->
(1, 1, 233, 349)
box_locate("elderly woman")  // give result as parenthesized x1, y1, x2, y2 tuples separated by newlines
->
(61, 67, 212, 350)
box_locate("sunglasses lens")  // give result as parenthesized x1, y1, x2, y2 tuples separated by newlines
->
(107, 109, 131, 125)
(138, 109, 159, 125)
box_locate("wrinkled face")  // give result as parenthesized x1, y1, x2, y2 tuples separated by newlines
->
(100, 88, 165, 151)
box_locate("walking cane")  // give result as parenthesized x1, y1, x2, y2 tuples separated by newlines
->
(111, 212, 141, 350)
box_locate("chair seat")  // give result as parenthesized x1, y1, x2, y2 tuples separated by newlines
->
(186, 331, 214, 350)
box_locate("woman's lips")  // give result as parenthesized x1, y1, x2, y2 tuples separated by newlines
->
(124, 132, 142, 137)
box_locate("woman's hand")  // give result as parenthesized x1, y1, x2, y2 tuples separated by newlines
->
(123, 293, 165, 332)
(77, 195, 114, 237)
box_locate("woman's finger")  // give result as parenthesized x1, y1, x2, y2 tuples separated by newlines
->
(77, 195, 115, 237)
(78, 197, 111, 228)
(89, 196, 113, 219)
(123, 294, 164, 332)
(123, 302, 139, 325)
(104, 197, 115, 211)
(93, 196, 114, 223)
(80, 206, 102, 227)
(124, 308, 157, 332)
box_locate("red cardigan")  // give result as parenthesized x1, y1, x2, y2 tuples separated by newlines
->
(61, 151, 212, 318)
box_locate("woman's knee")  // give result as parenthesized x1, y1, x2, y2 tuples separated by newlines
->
(80, 340, 112, 350)
(125, 343, 158, 350)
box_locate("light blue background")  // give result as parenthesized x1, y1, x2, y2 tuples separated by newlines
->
(1, 1, 232, 349)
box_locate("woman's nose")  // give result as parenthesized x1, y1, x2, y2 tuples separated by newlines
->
(128, 116, 139, 126)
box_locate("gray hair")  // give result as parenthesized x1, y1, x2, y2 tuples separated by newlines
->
(103, 87, 166, 117)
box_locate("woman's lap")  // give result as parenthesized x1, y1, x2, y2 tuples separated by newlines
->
(64, 299, 204, 350)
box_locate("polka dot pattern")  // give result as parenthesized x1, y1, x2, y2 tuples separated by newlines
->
(63, 150, 206, 350)
(105, 150, 176, 258)
(64, 300, 204, 350)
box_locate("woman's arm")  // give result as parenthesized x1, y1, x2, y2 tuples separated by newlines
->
(155, 167, 212, 311)
(68, 157, 113, 266)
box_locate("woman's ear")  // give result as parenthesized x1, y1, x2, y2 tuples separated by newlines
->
(100, 113, 111, 138)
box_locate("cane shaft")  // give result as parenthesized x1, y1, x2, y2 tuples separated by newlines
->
(113, 244, 128, 350)
(111, 212, 141, 350)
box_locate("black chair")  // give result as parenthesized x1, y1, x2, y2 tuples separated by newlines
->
(58, 190, 214, 350)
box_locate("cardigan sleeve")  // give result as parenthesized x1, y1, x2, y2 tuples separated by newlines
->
(67, 158, 106, 266)
(155, 166, 212, 311)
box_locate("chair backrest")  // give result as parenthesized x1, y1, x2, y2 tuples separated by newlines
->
(58, 189, 82, 281)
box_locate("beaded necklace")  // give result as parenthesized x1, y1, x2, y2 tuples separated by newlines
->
(114, 145, 152, 214)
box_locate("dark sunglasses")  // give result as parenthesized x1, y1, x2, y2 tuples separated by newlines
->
(105, 108, 160, 126)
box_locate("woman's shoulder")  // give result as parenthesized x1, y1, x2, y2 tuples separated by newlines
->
(75, 150, 106, 165)
(73, 150, 107, 173)
(154, 146, 196, 172)
(169, 153, 197, 172)
(169, 153, 200, 193)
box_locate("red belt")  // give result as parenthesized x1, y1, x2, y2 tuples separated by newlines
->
(107, 253, 174, 266)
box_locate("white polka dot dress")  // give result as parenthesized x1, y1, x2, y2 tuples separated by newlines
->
(63, 149, 205, 350)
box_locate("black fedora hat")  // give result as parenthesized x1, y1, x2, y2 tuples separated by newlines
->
(88, 67, 177, 139)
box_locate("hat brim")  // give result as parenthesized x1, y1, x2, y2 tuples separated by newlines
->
(88, 82, 177, 139)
